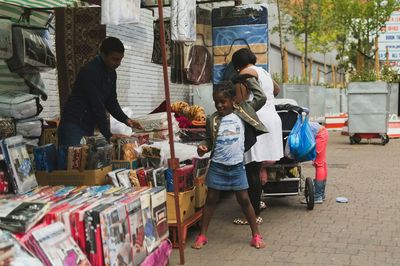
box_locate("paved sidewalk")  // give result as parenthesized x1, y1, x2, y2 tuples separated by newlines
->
(170, 132, 400, 265)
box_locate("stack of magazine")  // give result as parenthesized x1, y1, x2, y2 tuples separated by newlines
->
(0, 200, 49, 233)
(4, 185, 169, 266)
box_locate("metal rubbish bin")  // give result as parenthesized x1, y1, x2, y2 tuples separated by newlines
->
(279, 84, 326, 122)
(347, 81, 390, 145)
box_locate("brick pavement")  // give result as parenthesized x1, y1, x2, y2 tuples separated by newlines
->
(170, 132, 400, 265)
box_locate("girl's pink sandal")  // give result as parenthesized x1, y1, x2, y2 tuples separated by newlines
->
(191, 235, 208, 249)
(250, 234, 266, 249)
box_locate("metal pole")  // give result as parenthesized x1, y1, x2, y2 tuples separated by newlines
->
(156, 0, 184, 264)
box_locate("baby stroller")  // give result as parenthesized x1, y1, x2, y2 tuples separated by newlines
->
(261, 100, 315, 210)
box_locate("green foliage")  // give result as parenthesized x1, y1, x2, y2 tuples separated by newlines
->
(349, 69, 377, 82)
(381, 65, 400, 83)
(272, 72, 310, 85)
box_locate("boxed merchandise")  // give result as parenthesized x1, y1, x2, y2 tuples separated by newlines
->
(35, 165, 112, 186)
(150, 187, 168, 241)
(166, 187, 195, 223)
(194, 175, 207, 208)
(40, 127, 58, 146)
(0, 135, 38, 194)
(123, 194, 147, 266)
(111, 159, 139, 170)
(28, 222, 89, 266)
(140, 190, 160, 253)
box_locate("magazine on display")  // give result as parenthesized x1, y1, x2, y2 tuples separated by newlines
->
(150, 187, 168, 241)
(100, 203, 133, 266)
(124, 195, 146, 266)
(0, 136, 38, 194)
(29, 222, 89, 266)
(0, 200, 49, 233)
(140, 190, 159, 253)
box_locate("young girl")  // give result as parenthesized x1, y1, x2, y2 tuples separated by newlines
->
(191, 76, 268, 249)
(302, 122, 329, 204)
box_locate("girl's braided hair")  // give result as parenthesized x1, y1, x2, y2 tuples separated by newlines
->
(213, 81, 236, 98)
(213, 74, 257, 99)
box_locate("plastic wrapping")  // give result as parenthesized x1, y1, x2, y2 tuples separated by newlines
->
(0, 18, 13, 60)
(16, 118, 43, 138)
(0, 91, 42, 119)
(7, 26, 56, 73)
(101, 0, 140, 25)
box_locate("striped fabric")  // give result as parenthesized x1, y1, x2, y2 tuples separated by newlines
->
(0, 3, 51, 27)
(0, 61, 28, 93)
(0, 0, 82, 8)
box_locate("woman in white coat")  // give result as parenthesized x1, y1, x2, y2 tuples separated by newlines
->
(231, 48, 283, 225)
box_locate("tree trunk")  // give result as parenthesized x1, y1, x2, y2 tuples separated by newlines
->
(332, 65, 336, 88)
(374, 35, 380, 80)
(356, 40, 365, 73)
(301, 55, 306, 78)
(283, 46, 289, 83)
(308, 58, 313, 84)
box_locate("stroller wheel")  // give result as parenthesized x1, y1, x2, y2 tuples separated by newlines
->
(304, 177, 314, 210)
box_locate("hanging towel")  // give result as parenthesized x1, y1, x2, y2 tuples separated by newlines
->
(171, 0, 196, 42)
(101, 0, 140, 25)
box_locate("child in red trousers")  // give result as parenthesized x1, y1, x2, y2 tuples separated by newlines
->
(302, 122, 329, 204)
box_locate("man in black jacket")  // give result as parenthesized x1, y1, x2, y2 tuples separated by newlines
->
(58, 37, 141, 146)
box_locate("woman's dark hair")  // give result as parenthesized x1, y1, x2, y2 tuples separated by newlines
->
(231, 48, 257, 70)
(100, 37, 125, 55)
(213, 81, 236, 99)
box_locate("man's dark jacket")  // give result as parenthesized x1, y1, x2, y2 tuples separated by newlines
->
(61, 55, 128, 139)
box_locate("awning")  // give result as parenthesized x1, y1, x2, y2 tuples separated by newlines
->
(0, 0, 83, 8)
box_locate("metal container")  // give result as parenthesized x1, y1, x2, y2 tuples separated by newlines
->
(280, 84, 326, 122)
(389, 83, 399, 115)
(325, 88, 341, 115)
(347, 81, 389, 134)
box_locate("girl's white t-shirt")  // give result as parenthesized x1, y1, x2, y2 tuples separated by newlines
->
(211, 113, 245, 165)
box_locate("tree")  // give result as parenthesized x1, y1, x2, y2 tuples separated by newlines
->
(283, 0, 325, 80)
(333, 0, 400, 75)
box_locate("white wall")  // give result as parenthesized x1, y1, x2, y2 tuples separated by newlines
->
(40, 9, 191, 120)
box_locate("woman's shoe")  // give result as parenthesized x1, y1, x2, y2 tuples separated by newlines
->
(260, 201, 267, 210)
(191, 234, 208, 249)
(250, 234, 266, 249)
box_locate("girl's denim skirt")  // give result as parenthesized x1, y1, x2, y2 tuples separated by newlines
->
(205, 161, 249, 191)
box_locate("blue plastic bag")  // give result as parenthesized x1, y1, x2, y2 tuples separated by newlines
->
(288, 115, 316, 162)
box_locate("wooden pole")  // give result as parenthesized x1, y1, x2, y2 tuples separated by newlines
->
(308, 58, 313, 84)
(386, 46, 389, 65)
(157, 0, 184, 264)
(332, 65, 336, 88)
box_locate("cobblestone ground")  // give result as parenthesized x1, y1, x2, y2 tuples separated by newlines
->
(169, 132, 400, 266)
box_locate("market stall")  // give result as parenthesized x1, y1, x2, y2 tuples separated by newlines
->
(1, 0, 269, 264)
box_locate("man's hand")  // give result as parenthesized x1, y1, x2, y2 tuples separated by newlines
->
(197, 144, 209, 157)
(126, 118, 143, 130)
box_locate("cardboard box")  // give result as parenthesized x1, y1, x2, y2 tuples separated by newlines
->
(166, 187, 195, 223)
(36, 165, 112, 186)
(194, 175, 207, 208)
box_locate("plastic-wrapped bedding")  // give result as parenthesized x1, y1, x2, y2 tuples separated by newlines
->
(0, 18, 13, 60)
(16, 118, 43, 138)
(0, 91, 42, 119)
(6, 25, 56, 73)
